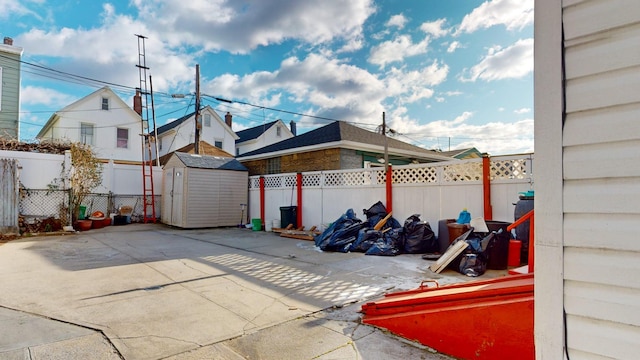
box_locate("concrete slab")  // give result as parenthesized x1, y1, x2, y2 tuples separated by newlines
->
(0, 224, 505, 359)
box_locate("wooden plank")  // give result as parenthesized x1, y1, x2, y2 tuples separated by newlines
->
(429, 241, 468, 274)
(279, 233, 314, 241)
(373, 212, 392, 231)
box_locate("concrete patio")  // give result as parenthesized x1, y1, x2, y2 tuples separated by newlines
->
(0, 224, 506, 359)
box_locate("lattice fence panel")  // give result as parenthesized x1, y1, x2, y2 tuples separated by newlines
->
(249, 177, 260, 189)
(263, 176, 284, 188)
(442, 162, 483, 182)
(323, 171, 372, 187)
(491, 158, 529, 180)
(393, 166, 439, 184)
(302, 173, 322, 187)
(283, 175, 297, 188)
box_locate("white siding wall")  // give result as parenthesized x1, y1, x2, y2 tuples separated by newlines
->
(537, 0, 640, 358)
(236, 121, 294, 155)
(174, 167, 248, 228)
(38, 88, 143, 162)
(158, 108, 237, 158)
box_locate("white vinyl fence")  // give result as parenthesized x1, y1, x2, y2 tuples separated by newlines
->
(248, 154, 534, 235)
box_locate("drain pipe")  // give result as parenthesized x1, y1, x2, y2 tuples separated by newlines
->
(482, 153, 493, 220)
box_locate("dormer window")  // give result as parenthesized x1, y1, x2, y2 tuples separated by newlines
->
(101, 97, 109, 110)
(276, 126, 281, 137)
(204, 114, 211, 127)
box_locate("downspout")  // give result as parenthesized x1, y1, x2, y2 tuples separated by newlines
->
(296, 173, 303, 229)
(259, 176, 265, 229)
(482, 154, 493, 220)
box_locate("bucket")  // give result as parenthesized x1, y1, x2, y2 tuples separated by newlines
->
(252, 218, 262, 231)
(79, 205, 87, 220)
(273, 219, 280, 230)
(447, 223, 470, 244)
(509, 240, 522, 267)
(265, 220, 273, 232)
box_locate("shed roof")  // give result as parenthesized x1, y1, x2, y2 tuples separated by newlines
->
(170, 152, 248, 171)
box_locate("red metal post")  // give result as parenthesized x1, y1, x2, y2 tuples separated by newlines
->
(482, 154, 493, 220)
(386, 166, 393, 213)
(259, 176, 265, 229)
(528, 216, 535, 273)
(296, 173, 303, 228)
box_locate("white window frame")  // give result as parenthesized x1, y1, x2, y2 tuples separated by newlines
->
(101, 97, 109, 110)
(116, 128, 129, 149)
(214, 140, 223, 149)
(80, 123, 95, 145)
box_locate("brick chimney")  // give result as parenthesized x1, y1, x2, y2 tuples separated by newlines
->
(225, 112, 232, 127)
(290, 120, 297, 136)
(3, 37, 13, 46)
(133, 90, 142, 115)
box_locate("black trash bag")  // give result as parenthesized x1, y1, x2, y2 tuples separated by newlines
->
(363, 201, 387, 219)
(351, 229, 382, 252)
(459, 253, 487, 277)
(365, 228, 403, 256)
(402, 214, 438, 254)
(456, 235, 488, 276)
(314, 209, 362, 250)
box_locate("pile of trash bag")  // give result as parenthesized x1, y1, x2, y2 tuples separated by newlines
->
(314, 202, 438, 257)
(446, 227, 499, 277)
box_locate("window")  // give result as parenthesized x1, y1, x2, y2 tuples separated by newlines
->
(80, 123, 94, 145)
(276, 126, 281, 137)
(214, 140, 223, 149)
(204, 114, 211, 127)
(101, 97, 109, 110)
(159, 137, 163, 151)
(116, 128, 128, 148)
(267, 158, 281, 174)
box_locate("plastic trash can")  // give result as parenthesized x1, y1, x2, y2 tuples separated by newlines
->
(78, 205, 87, 220)
(280, 206, 297, 228)
(252, 218, 262, 231)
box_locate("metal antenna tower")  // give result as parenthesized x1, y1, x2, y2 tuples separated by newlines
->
(135, 34, 156, 223)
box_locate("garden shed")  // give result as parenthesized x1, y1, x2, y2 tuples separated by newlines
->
(162, 152, 248, 228)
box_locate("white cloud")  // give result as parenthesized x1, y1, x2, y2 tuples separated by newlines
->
(368, 35, 430, 68)
(514, 107, 531, 114)
(386, 14, 408, 29)
(134, 0, 376, 54)
(385, 60, 448, 103)
(444, 91, 463, 96)
(456, 0, 534, 35)
(459, 38, 533, 82)
(0, 0, 43, 20)
(21, 86, 77, 106)
(447, 41, 462, 53)
(435, 97, 445, 103)
(420, 18, 448, 38)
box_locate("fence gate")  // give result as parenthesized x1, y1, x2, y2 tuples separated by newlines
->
(0, 159, 19, 234)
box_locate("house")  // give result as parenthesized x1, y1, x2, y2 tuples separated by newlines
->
(36, 86, 144, 163)
(0, 37, 23, 140)
(235, 119, 295, 156)
(237, 121, 453, 175)
(155, 106, 238, 160)
(437, 147, 483, 159)
(535, 1, 640, 359)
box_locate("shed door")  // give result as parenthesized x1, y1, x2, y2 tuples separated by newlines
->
(171, 169, 184, 226)
(162, 168, 184, 226)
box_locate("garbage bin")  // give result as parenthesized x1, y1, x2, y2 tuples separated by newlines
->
(483, 220, 512, 270)
(252, 218, 262, 231)
(280, 206, 297, 229)
(78, 205, 87, 220)
(515, 192, 534, 264)
(447, 222, 470, 243)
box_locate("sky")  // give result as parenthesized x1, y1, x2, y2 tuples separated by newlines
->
(3, 0, 534, 155)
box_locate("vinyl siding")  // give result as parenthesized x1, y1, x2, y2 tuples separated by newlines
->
(0, 50, 21, 138)
(562, 0, 640, 358)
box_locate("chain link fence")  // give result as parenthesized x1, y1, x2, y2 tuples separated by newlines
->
(18, 188, 161, 232)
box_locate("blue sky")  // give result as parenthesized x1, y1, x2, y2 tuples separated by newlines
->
(4, 0, 533, 155)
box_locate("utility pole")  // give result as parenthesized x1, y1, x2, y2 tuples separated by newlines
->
(383, 111, 388, 172)
(194, 64, 201, 154)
